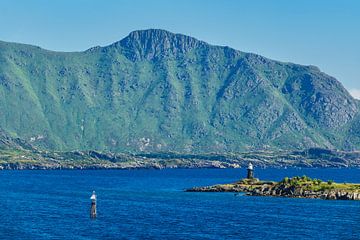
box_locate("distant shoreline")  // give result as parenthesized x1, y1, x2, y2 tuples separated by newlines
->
(1, 165, 360, 171)
(1, 148, 360, 170)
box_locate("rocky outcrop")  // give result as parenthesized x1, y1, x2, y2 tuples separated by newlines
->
(186, 177, 360, 201)
(116, 29, 207, 61)
(247, 183, 360, 200)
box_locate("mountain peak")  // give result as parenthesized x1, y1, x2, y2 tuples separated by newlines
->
(126, 29, 181, 39)
(115, 29, 205, 61)
(1, 30, 360, 152)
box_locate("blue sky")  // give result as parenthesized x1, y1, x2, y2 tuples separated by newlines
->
(0, 0, 359, 97)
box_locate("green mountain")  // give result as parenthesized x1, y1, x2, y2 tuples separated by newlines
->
(0, 29, 359, 153)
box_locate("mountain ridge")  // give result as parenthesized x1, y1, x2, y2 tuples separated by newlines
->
(0, 29, 359, 153)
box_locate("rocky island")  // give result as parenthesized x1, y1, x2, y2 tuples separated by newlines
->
(186, 164, 360, 201)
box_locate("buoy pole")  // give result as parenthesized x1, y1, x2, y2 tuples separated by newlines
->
(90, 191, 97, 219)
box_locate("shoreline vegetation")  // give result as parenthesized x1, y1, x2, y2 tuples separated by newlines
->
(0, 148, 360, 170)
(186, 176, 360, 201)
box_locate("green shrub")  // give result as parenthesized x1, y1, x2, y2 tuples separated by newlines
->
(283, 177, 289, 183)
(301, 175, 311, 181)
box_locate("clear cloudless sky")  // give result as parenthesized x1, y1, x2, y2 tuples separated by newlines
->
(0, 0, 359, 96)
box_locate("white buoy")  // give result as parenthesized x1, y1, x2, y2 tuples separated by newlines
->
(90, 191, 97, 218)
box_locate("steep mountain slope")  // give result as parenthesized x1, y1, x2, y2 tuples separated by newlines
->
(0, 29, 359, 153)
(0, 129, 34, 150)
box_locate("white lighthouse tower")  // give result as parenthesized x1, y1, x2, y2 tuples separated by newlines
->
(247, 163, 254, 179)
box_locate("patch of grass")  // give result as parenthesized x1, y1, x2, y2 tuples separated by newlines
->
(280, 176, 360, 192)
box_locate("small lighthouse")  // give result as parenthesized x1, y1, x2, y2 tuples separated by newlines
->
(90, 191, 97, 219)
(247, 163, 254, 179)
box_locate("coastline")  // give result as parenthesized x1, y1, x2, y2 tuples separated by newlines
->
(186, 177, 360, 201)
(1, 148, 360, 170)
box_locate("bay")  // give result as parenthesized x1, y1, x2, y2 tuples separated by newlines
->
(0, 168, 359, 239)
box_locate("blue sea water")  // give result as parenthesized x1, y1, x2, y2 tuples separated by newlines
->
(0, 168, 359, 240)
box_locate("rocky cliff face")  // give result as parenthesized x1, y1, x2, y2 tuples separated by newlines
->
(116, 29, 206, 61)
(0, 29, 359, 153)
(282, 69, 358, 128)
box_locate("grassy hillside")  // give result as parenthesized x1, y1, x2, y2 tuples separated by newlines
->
(0, 29, 359, 153)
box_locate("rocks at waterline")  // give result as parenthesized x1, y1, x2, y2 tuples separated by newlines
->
(186, 176, 360, 201)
